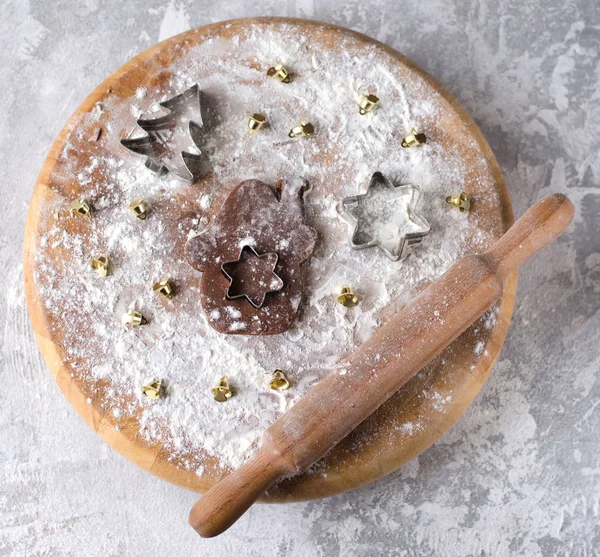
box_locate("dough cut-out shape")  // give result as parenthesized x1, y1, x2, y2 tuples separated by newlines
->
(186, 177, 317, 335)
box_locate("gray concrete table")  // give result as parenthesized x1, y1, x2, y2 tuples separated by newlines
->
(1, 1, 598, 555)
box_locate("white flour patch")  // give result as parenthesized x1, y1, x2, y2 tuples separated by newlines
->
(33, 22, 502, 472)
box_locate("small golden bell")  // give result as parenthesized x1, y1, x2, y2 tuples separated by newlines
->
(129, 199, 147, 220)
(446, 192, 471, 213)
(212, 376, 233, 402)
(70, 199, 92, 218)
(122, 309, 147, 327)
(267, 63, 291, 83)
(269, 370, 290, 391)
(142, 380, 164, 400)
(337, 286, 359, 308)
(152, 278, 173, 298)
(358, 94, 379, 115)
(248, 113, 267, 135)
(288, 121, 315, 138)
(90, 254, 109, 277)
(401, 127, 427, 148)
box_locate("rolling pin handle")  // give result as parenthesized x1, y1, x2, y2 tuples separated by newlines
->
(481, 193, 574, 279)
(188, 443, 289, 538)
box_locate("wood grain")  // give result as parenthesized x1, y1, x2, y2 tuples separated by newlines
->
(23, 17, 517, 502)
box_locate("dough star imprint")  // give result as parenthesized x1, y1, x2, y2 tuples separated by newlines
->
(222, 246, 284, 309)
(340, 172, 431, 261)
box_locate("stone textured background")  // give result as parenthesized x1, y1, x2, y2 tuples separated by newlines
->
(1, 1, 598, 555)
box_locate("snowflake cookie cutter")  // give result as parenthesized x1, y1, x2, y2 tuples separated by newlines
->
(121, 84, 203, 182)
(221, 245, 285, 309)
(340, 172, 431, 262)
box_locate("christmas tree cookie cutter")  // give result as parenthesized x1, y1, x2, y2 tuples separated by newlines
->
(340, 172, 431, 261)
(121, 84, 203, 182)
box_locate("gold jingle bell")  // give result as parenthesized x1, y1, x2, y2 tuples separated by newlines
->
(358, 94, 379, 115)
(248, 113, 267, 135)
(288, 121, 315, 138)
(122, 309, 147, 327)
(142, 380, 164, 400)
(267, 63, 291, 83)
(269, 370, 290, 391)
(337, 285, 359, 308)
(90, 254, 109, 277)
(212, 376, 233, 402)
(129, 199, 147, 220)
(401, 127, 427, 148)
(152, 278, 173, 298)
(70, 199, 92, 218)
(446, 192, 471, 213)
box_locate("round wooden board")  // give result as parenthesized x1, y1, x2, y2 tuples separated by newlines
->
(24, 17, 516, 502)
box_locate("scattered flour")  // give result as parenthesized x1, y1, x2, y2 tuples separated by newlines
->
(32, 21, 504, 474)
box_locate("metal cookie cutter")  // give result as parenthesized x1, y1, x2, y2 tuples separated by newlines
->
(221, 245, 284, 309)
(340, 172, 431, 261)
(121, 84, 203, 182)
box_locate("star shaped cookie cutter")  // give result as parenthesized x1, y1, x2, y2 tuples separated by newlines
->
(121, 84, 203, 182)
(340, 172, 431, 261)
(221, 245, 285, 309)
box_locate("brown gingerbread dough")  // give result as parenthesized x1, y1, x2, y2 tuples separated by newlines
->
(185, 177, 317, 335)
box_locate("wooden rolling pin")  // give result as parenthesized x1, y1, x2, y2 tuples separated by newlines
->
(189, 193, 574, 537)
